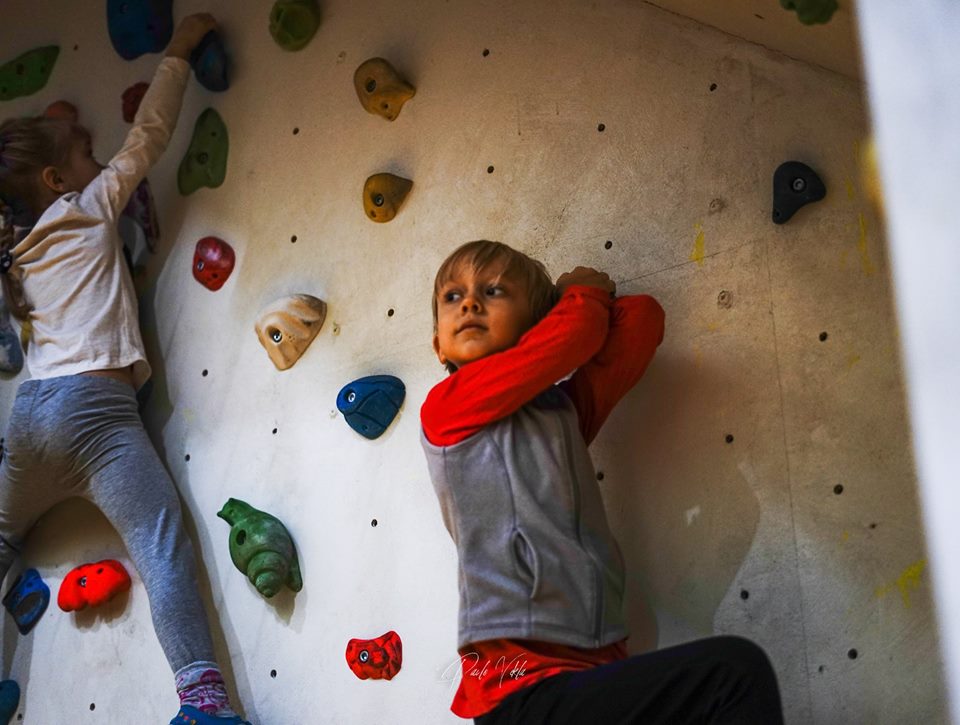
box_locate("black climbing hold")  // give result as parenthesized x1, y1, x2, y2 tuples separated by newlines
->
(772, 161, 826, 224)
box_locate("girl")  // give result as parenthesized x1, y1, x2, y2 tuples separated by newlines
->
(0, 14, 251, 725)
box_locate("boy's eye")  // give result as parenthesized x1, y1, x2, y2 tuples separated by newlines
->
(485, 285, 502, 296)
(443, 290, 461, 302)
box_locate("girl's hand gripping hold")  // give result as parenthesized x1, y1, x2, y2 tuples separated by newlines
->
(165, 13, 218, 60)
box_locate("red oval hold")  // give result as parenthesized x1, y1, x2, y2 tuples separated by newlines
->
(122, 82, 150, 123)
(345, 630, 402, 680)
(193, 236, 235, 291)
(58, 559, 131, 612)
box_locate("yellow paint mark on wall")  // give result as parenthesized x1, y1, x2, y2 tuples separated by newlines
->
(846, 352, 861, 369)
(858, 213, 875, 276)
(182, 408, 196, 424)
(689, 223, 705, 266)
(841, 531, 850, 542)
(875, 560, 926, 608)
(846, 179, 856, 201)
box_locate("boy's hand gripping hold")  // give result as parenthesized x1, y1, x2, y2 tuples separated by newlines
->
(165, 13, 218, 60)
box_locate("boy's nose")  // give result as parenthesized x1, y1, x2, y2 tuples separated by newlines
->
(461, 295, 481, 313)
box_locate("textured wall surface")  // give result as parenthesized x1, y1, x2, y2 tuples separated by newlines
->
(0, 1, 945, 723)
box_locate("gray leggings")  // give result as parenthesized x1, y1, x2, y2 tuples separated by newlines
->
(0, 374, 215, 672)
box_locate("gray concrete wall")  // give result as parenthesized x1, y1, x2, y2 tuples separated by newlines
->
(0, 0, 944, 722)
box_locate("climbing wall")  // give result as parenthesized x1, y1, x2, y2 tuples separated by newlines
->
(0, 0, 946, 722)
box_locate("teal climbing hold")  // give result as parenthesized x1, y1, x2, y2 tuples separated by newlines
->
(178, 108, 228, 195)
(779, 0, 837, 25)
(269, 0, 321, 51)
(107, 0, 174, 61)
(0, 46, 59, 102)
(0, 680, 18, 724)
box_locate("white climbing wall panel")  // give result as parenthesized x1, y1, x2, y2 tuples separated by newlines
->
(0, 0, 945, 722)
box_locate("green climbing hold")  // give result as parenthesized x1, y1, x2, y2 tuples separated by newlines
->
(0, 46, 59, 102)
(217, 498, 303, 598)
(269, 0, 321, 51)
(779, 0, 838, 25)
(178, 108, 228, 195)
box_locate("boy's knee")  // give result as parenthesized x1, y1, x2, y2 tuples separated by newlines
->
(711, 635, 778, 683)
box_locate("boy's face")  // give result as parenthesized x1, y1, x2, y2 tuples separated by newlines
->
(433, 259, 534, 370)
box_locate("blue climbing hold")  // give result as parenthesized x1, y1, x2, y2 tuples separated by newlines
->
(0, 680, 19, 724)
(2, 568, 49, 635)
(107, 0, 174, 61)
(336, 375, 405, 440)
(190, 31, 229, 92)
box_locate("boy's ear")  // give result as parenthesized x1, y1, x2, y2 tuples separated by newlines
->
(432, 334, 447, 366)
(40, 165, 66, 193)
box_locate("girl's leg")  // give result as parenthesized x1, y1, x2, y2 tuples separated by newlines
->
(475, 636, 783, 725)
(0, 380, 68, 588)
(69, 378, 240, 718)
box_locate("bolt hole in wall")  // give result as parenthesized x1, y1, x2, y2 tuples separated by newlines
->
(185, 454, 190, 462)
(596, 471, 604, 481)
(292, 127, 299, 135)
(597, 122, 605, 132)
(290, 235, 297, 243)
(487, 165, 495, 174)
(387, 308, 395, 317)
(89, 703, 95, 711)
(834, 484, 844, 495)
(848, 649, 859, 660)
(604, 240, 613, 250)
(741, 589, 750, 600)
(819, 331, 829, 341)
(482, 48, 490, 57)
(371, 519, 378, 527)
(270, 669, 277, 679)
(272, 428, 278, 435)
(725, 434, 734, 444)
(709, 82, 718, 91)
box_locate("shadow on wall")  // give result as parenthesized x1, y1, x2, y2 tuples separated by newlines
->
(605, 350, 761, 648)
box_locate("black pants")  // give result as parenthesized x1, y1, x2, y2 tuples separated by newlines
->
(475, 636, 783, 725)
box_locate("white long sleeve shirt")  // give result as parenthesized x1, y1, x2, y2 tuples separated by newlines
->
(13, 56, 189, 391)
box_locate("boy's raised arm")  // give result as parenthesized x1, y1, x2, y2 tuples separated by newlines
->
(422, 283, 613, 446)
(559, 293, 665, 445)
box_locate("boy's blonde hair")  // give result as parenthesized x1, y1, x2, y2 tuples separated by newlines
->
(431, 240, 558, 332)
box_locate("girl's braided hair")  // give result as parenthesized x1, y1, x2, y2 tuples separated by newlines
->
(0, 115, 83, 320)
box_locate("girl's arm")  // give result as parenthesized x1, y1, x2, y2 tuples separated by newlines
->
(82, 13, 216, 219)
(558, 294, 665, 445)
(421, 284, 612, 446)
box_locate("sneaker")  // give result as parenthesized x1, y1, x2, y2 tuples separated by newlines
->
(170, 705, 252, 725)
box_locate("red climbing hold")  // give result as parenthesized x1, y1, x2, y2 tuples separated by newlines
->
(192, 236, 235, 291)
(122, 82, 150, 123)
(346, 630, 403, 680)
(43, 100, 79, 123)
(57, 559, 131, 612)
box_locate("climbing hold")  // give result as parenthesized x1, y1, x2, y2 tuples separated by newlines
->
(337, 375, 405, 440)
(254, 294, 326, 370)
(42, 100, 78, 122)
(122, 81, 149, 122)
(0, 298, 23, 375)
(178, 108, 229, 195)
(353, 58, 415, 121)
(779, 0, 837, 25)
(121, 178, 160, 253)
(190, 31, 229, 92)
(346, 630, 402, 680)
(217, 498, 302, 598)
(57, 559, 131, 612)
(2, 568, 49, 635)
(107, 0, 174, 60)
(269, 0, 321, 51)
(772, 161, 826, 224)
(0, 46, 59, 102)
(193, 236, 235, 291)
(363, 173, 413, 223)
(0, 680, 19, 724)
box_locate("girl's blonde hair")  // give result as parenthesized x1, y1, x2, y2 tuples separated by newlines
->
(431, 240, 558, 333)
(0, 116, 84, 320)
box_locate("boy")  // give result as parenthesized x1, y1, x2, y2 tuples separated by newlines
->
(421, 240, 782, 723)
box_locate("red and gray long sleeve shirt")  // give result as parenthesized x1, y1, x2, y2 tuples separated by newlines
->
(421, 284, 665, 717)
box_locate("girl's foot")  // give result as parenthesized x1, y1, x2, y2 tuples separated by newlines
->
(170, 704, 252, 724)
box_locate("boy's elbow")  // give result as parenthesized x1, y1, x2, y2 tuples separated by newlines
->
(619, 294, 665, 344)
